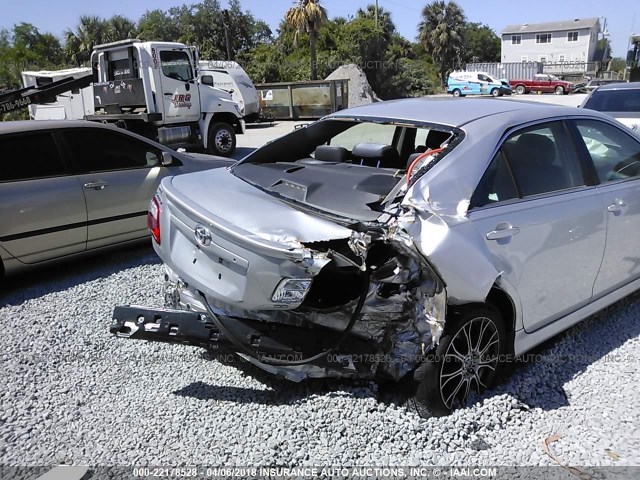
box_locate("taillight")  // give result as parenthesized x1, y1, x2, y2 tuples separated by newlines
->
(148, 196, 161, 244)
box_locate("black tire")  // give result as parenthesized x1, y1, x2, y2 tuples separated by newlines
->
(452, 89, 462, 98)
(207, 122, 236, 157)
(490, 88, 500, 97)
(515, 85, 526, 95)
(414, 305, 506, 416)
(554, 85, 565, 95)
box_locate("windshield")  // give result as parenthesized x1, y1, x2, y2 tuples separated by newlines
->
(231, 119, 458, 221)
(583, 89, 640, 113)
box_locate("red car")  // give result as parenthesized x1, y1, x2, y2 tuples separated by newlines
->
(510, 74, 576, 95)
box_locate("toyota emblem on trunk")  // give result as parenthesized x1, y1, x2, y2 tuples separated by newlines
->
(195, 225, 212, 246)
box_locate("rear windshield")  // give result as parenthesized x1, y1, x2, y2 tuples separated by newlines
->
(583, 89, 640, 113)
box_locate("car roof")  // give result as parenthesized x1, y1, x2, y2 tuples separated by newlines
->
(594, 82, 640, 91)
(0, 120, 122, 135)
(327, 97, 585, 128)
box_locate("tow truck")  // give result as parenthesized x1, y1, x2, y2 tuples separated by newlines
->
(1, 39, 245, 157)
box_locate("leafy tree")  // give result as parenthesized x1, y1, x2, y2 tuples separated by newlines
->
(608, 57, 626, 73)
(12, 23, 63, 65)
(596, 38, 612, 63)
(461, 22, 499, 63)
(138, 10, 181, 41)
(0, 24, 66, 120)
(64, 15, 111, 65)
(284, 0, 328, 80)
(418, 0, 466, 85)
(237, 43, 283, 82)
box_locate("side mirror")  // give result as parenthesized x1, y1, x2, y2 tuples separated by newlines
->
(161, 151, 174, 166)
(201, 75, 214, 86)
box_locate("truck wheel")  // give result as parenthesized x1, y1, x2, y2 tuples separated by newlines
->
(490, 88, 500, 97)
(515, 85, 526, 95)
(452, 89, 462, 97)
(413, 305, 505, 417)
(554, 86, 565, 95)
(207, 122, 236, 157)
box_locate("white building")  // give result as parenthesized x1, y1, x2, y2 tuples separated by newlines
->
(501, 18, 601, 72)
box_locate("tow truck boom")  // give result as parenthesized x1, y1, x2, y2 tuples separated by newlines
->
(0, 74, 93, 116)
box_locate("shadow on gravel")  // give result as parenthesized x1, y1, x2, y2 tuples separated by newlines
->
(488, 291, 640, 411)
(174, 352, 377, 405)
(173, 379, 376, 406)
(0, 243, 159, 307)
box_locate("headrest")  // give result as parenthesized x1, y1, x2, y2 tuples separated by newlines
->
(352, 143, 401, 169)
(425, 130, 451, 149)
(314, 145, 349, 163)
(516, 134, 556, 167)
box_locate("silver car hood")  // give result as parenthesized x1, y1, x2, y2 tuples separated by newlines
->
(167, 167, 353, 244)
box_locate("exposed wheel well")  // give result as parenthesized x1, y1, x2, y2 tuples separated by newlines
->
(486, 286, 516, 354)
(446, 287, 515, 355)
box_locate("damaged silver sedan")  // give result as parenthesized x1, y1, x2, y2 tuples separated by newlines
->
(112, 98, 640, 415)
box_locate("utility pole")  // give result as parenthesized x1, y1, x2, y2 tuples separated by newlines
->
(223, 9, 233, 61)
(375, 0, 379, 30)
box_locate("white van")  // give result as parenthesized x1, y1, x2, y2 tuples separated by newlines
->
(447, 71, 512, 97)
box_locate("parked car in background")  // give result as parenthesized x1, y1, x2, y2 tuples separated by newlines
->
(0, 121, 233, 278)
(112, 98, 640, 416)
(580, 82, 640, 132)
(447, 71, 512, 97)
(510, 73, 576, 95)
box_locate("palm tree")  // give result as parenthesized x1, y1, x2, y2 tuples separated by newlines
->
(356, 4, 395, 41)
(106, 15, 137, 43)
(64, 15, 110, 65)
(418, 1, 466, 86)
(284, 0, 327, 80)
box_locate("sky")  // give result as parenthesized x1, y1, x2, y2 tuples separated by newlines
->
(1, 0, 638, 58)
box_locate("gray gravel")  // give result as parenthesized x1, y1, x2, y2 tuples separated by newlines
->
(1, 245, 639, 468)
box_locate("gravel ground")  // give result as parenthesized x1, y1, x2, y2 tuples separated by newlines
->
(0, 245, 639, 470)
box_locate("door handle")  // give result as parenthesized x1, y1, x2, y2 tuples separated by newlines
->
(164, 92, 173, 96)
(83, 181, 108, 190)
(607, 199, 627, 213)
(486, 225, 520, 241)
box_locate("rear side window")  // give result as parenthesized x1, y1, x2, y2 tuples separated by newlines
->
(62, 129, 162, 173)
(503, 122, 585, 197)
(0, 132, 65, 182)
(583, 89, 640, 113)
(470, 151, 519, 208)
(574, 120, 640, 182)
(471, 121, 586, 208)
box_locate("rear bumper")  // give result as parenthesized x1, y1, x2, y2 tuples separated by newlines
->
(110, 304, 378, 381)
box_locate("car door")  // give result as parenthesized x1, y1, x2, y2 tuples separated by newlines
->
(468, 120, 607, 332)
(158, 48, 200, 124)
(570, 119, 640, 296)
(59, 127, 170, 250)
(0, 130, 87, 263)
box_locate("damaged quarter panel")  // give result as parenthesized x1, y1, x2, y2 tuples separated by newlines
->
(399, 114, 513, 305)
